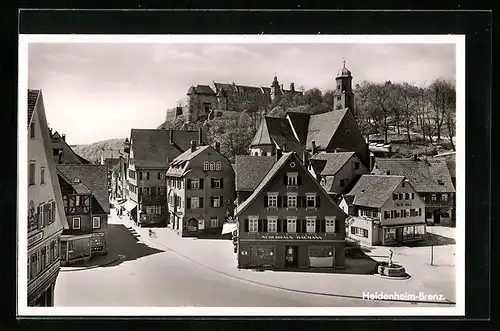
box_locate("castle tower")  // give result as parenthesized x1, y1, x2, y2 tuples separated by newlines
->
(185, 85, 197, 123)
(270, 74, 281, 102)
(333, 61, 354, 111)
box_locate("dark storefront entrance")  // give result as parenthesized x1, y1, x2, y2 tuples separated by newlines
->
(285, 245, 298, 268)
(433, 210, 441, 224)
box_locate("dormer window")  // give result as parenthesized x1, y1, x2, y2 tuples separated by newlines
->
(204, 161, 209, 171)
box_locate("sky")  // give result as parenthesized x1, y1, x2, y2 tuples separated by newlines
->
(28, 42, 456, 145)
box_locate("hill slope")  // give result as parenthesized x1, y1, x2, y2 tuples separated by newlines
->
(71, 138, 126, 164)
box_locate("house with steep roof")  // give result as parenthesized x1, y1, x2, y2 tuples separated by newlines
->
(371, 157, 456, 226)
(308, 152, 370, 200)
(50, 130, 91, 165)
(234, 151, 346, 271)
(124, 128, 207, 226)
(56, 164, 110, 265)
(249, 108, 370, 167)
(234, 155, 277, 206)
(166, 141, 235, 237)
(340, 174, 426, 246)
(27, 89, 67, 306)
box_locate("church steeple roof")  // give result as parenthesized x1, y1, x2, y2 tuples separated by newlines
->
(336, 60, 352, 78)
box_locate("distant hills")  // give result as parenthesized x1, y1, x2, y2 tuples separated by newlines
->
(70, 138, 126, 164)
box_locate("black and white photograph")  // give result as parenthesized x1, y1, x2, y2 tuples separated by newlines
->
(18, 34, 464, 316)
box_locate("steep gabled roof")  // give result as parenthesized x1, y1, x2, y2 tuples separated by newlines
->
(130, 129, 204, 168)
(235, 155, 276, 191)
(347, 175, 405, 208)
(306, 108, 348, 150)
(373, 158, 455, 193)
(51, 131, 92, 164)
(235, 152, 346, 217)
(28, 89, 40, 126)
(286, 112, 310, 145)
(310, 152, 356, 176)
(194, 85, 216, 95)
(56, 164, 110, 213)
(250, 117, 305, 155)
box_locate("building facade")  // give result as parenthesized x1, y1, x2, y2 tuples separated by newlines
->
(234, 152, 347, 271)
(27, 89, 67, 306)
(340, 175, 426, 246)
(166, 141, 235, 237)
(56, 164, 110, 265)
(124, 128, 204, 226)
(371, 157, 456, 226)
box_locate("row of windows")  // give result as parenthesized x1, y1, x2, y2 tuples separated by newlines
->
(203, 161, 223, 171)
(144, 205, 165, 215)
(185, 196, 225, 209)
(358, 209, 379, 218)
(351, 226, 369, 238)
(168, 177, 225, 190)
(28, 161, 45, 186)
(422, 194, 449, 202)
(137, 171, 166, 181)
(244, 216, 339, 234)
(384, 225, 426, 242)
(62, 195, 91, 215)
(383, 208, 422, 219)
(28, 238, 60, 282)
(139, 187, 166, 196)
(71, 216, 101, 230)
(393, 192, 416, 200)
(28, 201, 56, 233)
(265, 193, 320, 208)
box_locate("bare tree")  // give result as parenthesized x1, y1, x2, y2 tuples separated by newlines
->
(395, 82, 419, 144)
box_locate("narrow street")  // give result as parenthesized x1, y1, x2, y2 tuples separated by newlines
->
(54, 209, 433, 307)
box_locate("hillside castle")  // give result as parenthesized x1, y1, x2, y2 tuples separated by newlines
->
(165, 62, 354, 124)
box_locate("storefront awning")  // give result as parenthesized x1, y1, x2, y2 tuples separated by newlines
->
(123, 200, 137, 212)
(60, 233, 93, 240)
(222, 223, 238, 235)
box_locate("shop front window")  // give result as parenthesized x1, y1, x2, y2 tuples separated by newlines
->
(384, 228, 396, 243)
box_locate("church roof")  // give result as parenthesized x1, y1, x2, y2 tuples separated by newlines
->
(306, 108, 349, 150)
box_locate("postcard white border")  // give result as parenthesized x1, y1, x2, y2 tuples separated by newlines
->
(18, 34, 465, 317)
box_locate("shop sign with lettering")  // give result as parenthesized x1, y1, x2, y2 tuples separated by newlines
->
(28, 261, 59, 294)
(28, 231, 44, 246)
(395, 202, 412, 207)
(260, 234, 324, 240)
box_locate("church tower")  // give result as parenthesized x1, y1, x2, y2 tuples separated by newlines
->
(270, 74, 281, 102)
(333, 61, 354, 111)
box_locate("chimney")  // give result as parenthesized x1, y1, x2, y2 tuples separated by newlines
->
(311, 141, 317, 155)
(62, 134, 66, 141)
(190, 140, 197, 153)
(169, 130, 174, 144)
(302, 150, 308, 167)
(369, 152, 375, 171)
(276, 148, 283, 160)
(48, 128, 52, 137)
(290, 82, 295, 92)
(198, 127, 203, 145)
(282, 142, 287, 153)
(281, 84, 284, 90)
(214, 141, 220, 152)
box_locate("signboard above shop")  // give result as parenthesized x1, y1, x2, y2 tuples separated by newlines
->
(260, 233, 325, 240)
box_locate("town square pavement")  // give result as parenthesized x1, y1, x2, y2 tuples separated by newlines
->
(54, 207, 456, 307)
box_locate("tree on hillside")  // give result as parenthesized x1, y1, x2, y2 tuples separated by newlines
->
(303, 88, 323, 106)
(322, 89, 335, 108)
(394, 82, 419, 144)
(428, 79, 453, 141)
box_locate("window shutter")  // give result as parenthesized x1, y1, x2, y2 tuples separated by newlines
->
(199, 178, 204, 189)
(297, 196, 301, 208)
(297, 175, 302, 186)
(210, 196, 214, 207)
(258, 219, 263, 232)
(244, 219, 249, 232)
(277, 196, 281, 207)
(283, 175, 288, 185)
(283, 196, 288, 208)
(277, 219, 282, 232)
(264, 195, 268, 207)
(211, 178, 214, 188)
(187, 179, 191, 189)
(158, 172, 161, 180)
(321, 219, 326, 233)
(219, 196, 223, 208)
(220, 178, 224, 188)
(336, 219, 341, 233)
(302, 196, 307, 208)
(199, 198, 204, 208)
(147, 172, 150, 180)
(302, 219, 307, 233)
(316, 195, 321, 208)
(364, 229, 368, 238)
(263, 219, 268, 232)
(282, 219, 287, 233)
(351, 225, 355, 234)
(52, 201, 56, 223)
(187, 197, 191, 209)
(315, 219, 320, 233)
